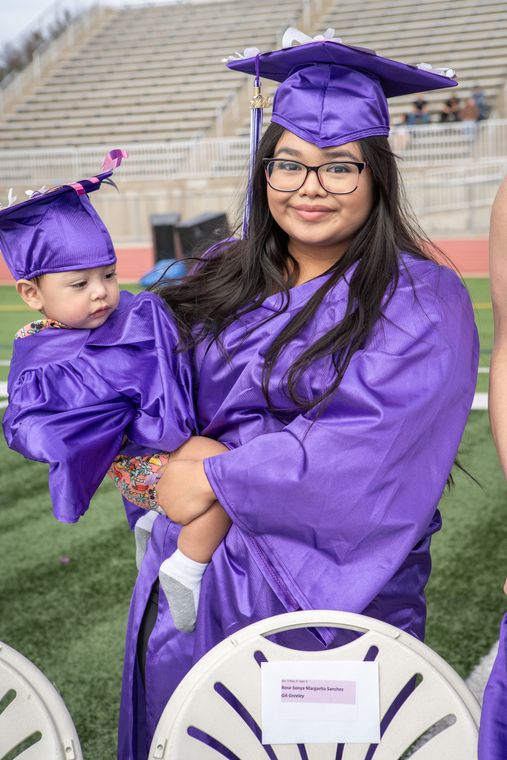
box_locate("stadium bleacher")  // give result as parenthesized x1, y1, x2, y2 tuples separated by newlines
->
(0, 0, 305, 148)
(0, 0, 507, 247)
(1, 0, 507, 148)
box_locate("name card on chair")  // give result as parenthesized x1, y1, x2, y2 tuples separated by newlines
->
(261, 660, 380, 744)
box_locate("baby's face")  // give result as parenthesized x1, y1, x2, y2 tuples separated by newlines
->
(36, 264, 120, 329)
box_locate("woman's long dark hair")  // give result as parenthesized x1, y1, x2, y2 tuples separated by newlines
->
(157, 123, 439, 414)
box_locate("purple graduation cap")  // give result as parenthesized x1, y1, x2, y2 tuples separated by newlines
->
(225, 28, 457, 235)
(0, 149, 127, 281)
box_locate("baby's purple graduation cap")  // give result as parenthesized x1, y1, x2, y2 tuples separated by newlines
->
(225, 28, 457, 236)
(0, 148, 127, 281)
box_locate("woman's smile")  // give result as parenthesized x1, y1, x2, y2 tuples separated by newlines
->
(291, 204, 335, 221)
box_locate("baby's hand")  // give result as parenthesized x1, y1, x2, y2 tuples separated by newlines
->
(503, 578, 507, 596)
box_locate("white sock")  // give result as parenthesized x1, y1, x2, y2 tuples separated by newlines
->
(134, 511, 159, 571)
(159, 548, 208, 632)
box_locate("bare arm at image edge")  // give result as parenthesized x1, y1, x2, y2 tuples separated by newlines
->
(489, 177, 507, 476)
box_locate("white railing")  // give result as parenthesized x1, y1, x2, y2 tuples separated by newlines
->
(404, 160, 507, 214)
(402, 158, 507, 232)
(0, 139, 249, 186)
(2, 120, 507, 186)
(1, 121, 507, 234)
(391, 118, 507, 164)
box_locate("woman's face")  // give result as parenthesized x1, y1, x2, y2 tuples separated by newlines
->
(266, 131, 374, 260)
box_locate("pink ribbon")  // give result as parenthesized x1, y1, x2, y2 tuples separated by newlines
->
(100, 148, 128, 172)
(70, 149, 127, 195)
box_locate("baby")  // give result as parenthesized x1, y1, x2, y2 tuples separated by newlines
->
(1, 151, 230, 632)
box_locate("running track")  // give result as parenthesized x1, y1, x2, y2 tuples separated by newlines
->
(0, 239, 490, 284)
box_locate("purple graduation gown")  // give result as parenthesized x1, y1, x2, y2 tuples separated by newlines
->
(3, 291, 196, 524)
(479, 613, 507, 758)
(118, 254, 479, 758)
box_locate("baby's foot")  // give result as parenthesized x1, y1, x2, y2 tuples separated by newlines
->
(159, 549, 208, 632)
(134, 511, 159, 570)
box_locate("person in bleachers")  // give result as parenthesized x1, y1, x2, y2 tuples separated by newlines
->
(390, 113, 411, 152)
(407, 93, 430, 124)
(440, 94, 461, 122)
(460, 97, 480, 123)
(116, 31, 478, 759)
(459, 96, 481, 139)
(472, 85, 490, 120)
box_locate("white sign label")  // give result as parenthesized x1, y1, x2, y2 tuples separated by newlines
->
(261, 660, 380, 744)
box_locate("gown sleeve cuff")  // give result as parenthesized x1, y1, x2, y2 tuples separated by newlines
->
(203, 455, 251, 533)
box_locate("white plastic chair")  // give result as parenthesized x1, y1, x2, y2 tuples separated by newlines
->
(0, 640, 83, 759)
(149, 610, 480, 759)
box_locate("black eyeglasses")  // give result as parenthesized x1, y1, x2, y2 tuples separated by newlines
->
(263, 158, 367, 194)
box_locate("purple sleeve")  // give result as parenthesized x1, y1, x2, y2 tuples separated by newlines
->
(479, 613, 507, 759)
(204, 270, 479, 615)
(81, 292, 196, 450)
(4, 360, 134, 523)
(4, 293, 196, 523)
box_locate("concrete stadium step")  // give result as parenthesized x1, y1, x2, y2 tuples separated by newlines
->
(60, 34, 278, 59)
(47, 66, 231, 84)
(71, 26, 280, 49)
(30, 77, 243, 98)
(375, 34, 507, 57)
(335, 22, 507, 49)
(325, 11, 507, 32)
(0, 129, 206, 148)
(323, 18, 507, 42)
(323, 3, 507, 25)
(32, 78, 238, 99)
(337, 19, 506, 37)
(41, 67, 235, 84)
(96, 15, 299, 40)
(0, 122, 213, 140)
(19, 87, 235, 110)
(323, 0, 505, 12)
(42, 75, 232, 92)
(62, 46, 261, 69)
(0, 117, 212, 137)
(374, 44, 507, 65)
(109, 6, 298, 25)
(7, 100, 224, 119)
(107, 4, 299, 26)
(0, 109, 218, 130)
(57, 47, 262, 72)
(19, 92, 240, 112)
(11, 100, 226, 124)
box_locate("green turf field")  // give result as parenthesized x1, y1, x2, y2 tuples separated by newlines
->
(0, 279, 504, 757)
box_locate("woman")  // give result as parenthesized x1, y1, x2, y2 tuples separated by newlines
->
(118, 35, 479, 758)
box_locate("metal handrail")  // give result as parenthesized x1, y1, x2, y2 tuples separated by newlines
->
(1, 120, 507, 185)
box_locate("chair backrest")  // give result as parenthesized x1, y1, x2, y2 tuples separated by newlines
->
(0, 640, 83, 760)
(150, 610, 480, 759)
